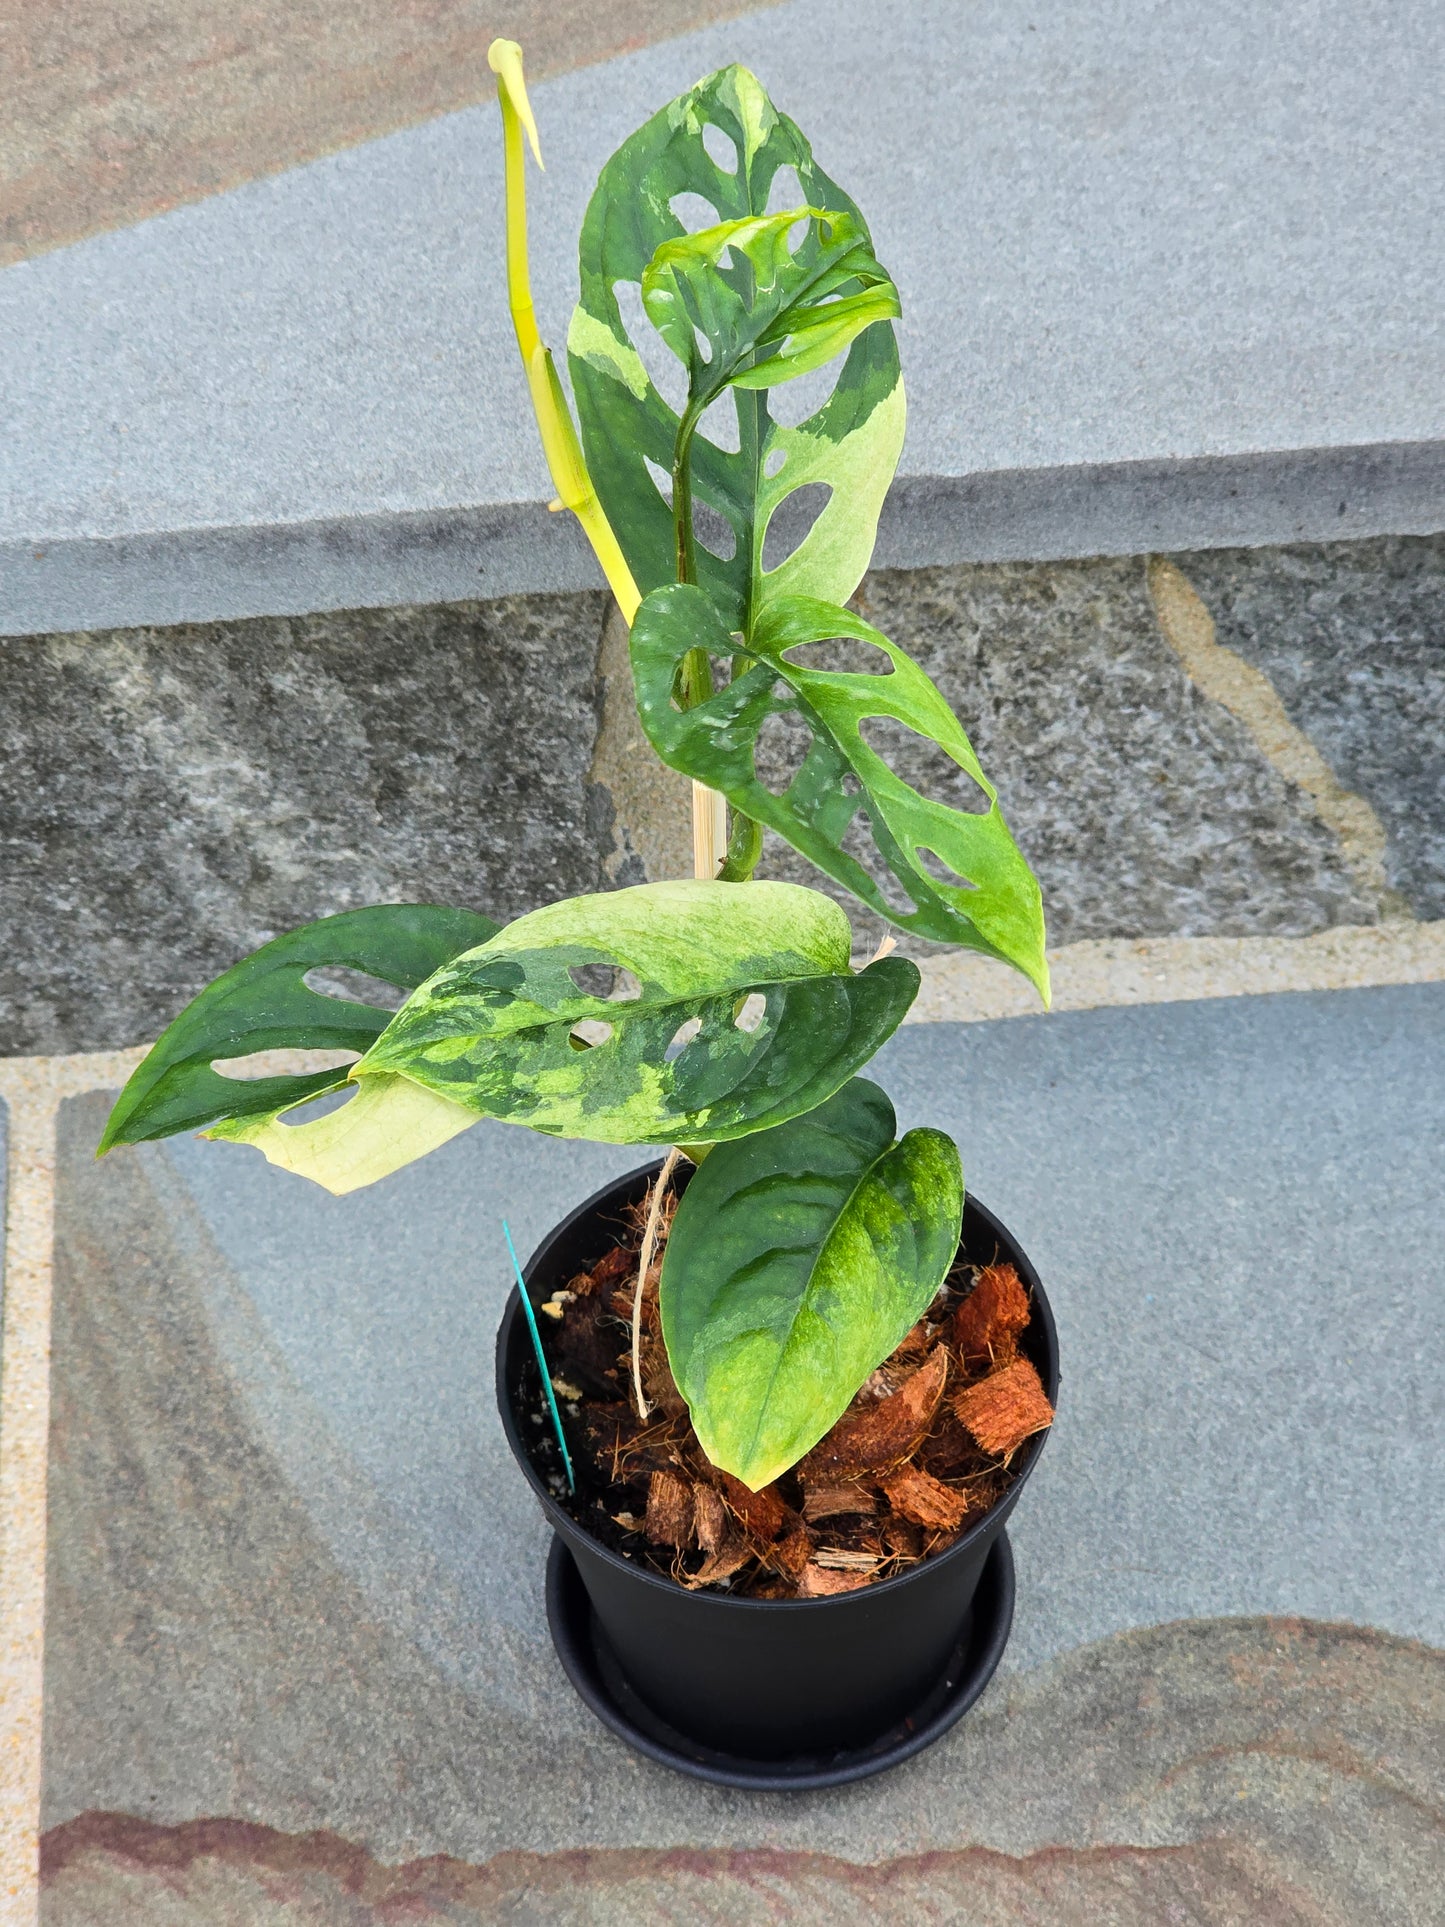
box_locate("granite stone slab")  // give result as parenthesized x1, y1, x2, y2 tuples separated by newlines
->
(41, 986, 1445, 1881)
(0, 591, 610, 1055)
(4, 543, 1405, 1055)
(756, 555, 1372, 953)
(1180, 534, 1445, 919)
(39, 1621, 1445, 1923)
(4, 0, 1443, 634)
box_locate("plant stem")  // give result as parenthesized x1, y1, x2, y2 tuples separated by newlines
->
(672, 400, 705, 587)
(717, 808, 763, 881)
(631, 1147, 681, 1419)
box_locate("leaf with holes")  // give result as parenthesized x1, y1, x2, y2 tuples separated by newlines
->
(567, 63, 905, 634)
(643, 206, 898, 397)
(99, 904, 501, 1153)
(631, 585, 1050, 996)
(660, 1078, 963, 1487)
(357, 880, 919, 1145)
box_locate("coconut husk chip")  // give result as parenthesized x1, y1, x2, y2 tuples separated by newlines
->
(801, 1482, 878, 1523)
(570, 1242, 632, 1296)
(645, 1470, 695, 1548)
(714, 1469, 789, 1542)
(797, 1562, 873, 1597)
(801, 1345, 949, 1480)
(767, 1526, 816, 1584)
(880, 1464, 971, 1530)
(682, 1528, 753, 1590)
(955, 1355, 1055, 1458)
(952, 1261, 1031, 1367)
(692, 1483, 728, 1553)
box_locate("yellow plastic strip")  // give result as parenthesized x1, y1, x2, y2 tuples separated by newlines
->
(488, 39, 641, 625)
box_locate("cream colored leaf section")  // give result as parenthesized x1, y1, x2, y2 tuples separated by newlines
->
(205, 1072, 476, 1196)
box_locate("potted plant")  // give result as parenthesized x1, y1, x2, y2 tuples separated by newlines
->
(100, 42, 1059, 1786)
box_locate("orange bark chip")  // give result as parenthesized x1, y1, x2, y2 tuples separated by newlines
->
(644, 1470, 695, 1548)
(954, 1357, 1054, 1458)
(880, 1465, 971, 1530)
(692, 1483, 728, 1553)
(802, 1346, 949, 1478)
(715, 1470, 787, 1543)
(951, 1262, 1031, 1365)
(797, 1564, 873, 1597)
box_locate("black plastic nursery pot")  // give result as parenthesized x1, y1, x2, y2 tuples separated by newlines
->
(496, 1162, 1059, 1786)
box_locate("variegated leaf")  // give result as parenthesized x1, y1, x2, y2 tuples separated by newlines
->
(630, 586, 1050, 996)
(567, 63, 905, 636)
(661, 1078, 963, 1487)
(358, 880, 919, 1144)
(99, 904, 500, 1152)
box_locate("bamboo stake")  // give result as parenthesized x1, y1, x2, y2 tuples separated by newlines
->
(691, 782, 727, 880)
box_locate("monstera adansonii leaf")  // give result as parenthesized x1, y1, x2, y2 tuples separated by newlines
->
(630, 584, 1050, 995)
(99, 904, 501, 1155)
(640, 205, 898, 584)
(660, 1078, 963, 1488)
(356, 880, 918, 1150)
(644, 208, 898, 397)
(567, 63, 905, 634)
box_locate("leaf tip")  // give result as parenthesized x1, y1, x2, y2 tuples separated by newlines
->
(1034, 953, 1053, 1011)
(488, 38, 544, 167)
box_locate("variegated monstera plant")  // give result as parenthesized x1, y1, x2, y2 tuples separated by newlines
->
(102, 45, 1049, 1491)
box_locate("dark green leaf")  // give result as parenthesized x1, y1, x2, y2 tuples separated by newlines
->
(660, 1078, 963, 1486)
(359, 880, 919, 1144)
(99, 904, 500, 1152)
(630, 584, 1050, 996)
(567, 63, 904, 635)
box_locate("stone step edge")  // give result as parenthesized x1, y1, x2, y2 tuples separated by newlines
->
(5, 439, 1443, 638)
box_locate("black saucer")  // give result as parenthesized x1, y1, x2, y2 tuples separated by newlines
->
(545, 1529, 1015, 1790)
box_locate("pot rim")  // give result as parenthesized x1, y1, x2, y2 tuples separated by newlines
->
(496, 1158, 1059, 1615)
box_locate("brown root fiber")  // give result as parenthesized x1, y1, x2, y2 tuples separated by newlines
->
(523, 1219, 1053, 1600)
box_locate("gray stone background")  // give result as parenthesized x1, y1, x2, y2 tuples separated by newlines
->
(3, 533, 1440, 1055)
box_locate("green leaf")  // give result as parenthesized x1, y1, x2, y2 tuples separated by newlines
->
(359, 880, 920, 1144)
(567, 63, 905, 634)
(630, 585, 1051, 997)
(660, 1078, 963, 1488)
(99, 904, 501, 1152)
(641, 206, 898, 399)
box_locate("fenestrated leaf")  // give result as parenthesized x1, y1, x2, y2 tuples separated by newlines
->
(642, 207, 898, 399)
(660, 1078, 963, 1488)
(99, 904, 501, 1152)
(567, 63, 905, 635)
(630, 585, 1050, 997)
(359, 880, 919, 1144)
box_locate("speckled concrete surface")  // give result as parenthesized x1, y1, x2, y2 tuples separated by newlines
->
(37, 987, 1445, 1909)
(1, 2, 772, 268)
(38, 1619, 1445, 1923)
